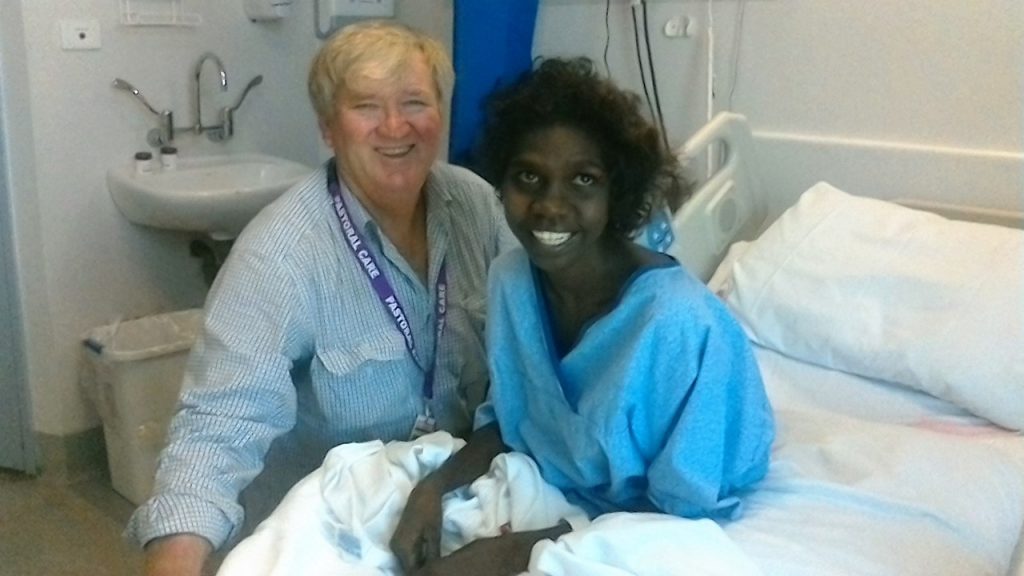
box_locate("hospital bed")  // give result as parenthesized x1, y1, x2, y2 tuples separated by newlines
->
(218, 113, 1024, 576)
(668, 112, 1024, 576)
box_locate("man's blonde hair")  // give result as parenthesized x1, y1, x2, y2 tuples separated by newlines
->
(308, 20, 455, 126)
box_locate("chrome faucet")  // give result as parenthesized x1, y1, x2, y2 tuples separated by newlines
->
(112, 78, 176, 147)
(191, 52, 262, 142)
(218, 75, 263, 140)
(114, 54, 261, 146)
(193, 52, 228, 136)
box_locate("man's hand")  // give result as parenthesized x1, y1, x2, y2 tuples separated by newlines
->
(390, 478, 445, 572)
(143, 533, 213, 576)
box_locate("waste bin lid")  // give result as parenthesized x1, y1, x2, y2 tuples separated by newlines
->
(84, 309, 203, 363)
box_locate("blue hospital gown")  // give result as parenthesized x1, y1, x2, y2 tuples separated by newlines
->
(477, 248, 774, 520)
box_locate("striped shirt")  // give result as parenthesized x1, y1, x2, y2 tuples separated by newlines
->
(126, 161, 516, 549)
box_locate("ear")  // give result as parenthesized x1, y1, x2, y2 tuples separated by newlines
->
(319, 120, 334, 148)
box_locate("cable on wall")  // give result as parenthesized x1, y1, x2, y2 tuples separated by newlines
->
(641, 0, 670, 150)
(705, 0, 716, 176)
(630, 1, 670, 149)
(726, 0, 748, 110)
(706, 0, 715, 125)
(603, 0, 612, 76)
(630, 2, 658, 130)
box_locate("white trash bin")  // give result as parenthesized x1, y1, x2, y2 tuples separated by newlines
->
(81, 309, 203, 505)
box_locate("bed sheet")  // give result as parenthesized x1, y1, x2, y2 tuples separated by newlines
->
(749, 344, 1024, 576)
(216, 342, 1024, 575)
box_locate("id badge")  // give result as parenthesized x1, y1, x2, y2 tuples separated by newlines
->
(409, 413, 437, 440)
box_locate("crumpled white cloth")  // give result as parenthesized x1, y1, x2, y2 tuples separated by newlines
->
(217, 431, 760, 576)
(531, 513, 761, 576)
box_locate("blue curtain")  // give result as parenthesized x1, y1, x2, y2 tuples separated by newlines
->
(449, 0, 539, 168)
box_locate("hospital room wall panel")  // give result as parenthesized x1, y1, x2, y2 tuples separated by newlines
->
(748, 134, 1023, 224)
(534, 0, 1023, 214)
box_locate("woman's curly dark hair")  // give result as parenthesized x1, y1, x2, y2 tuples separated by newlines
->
(478, 57, 689, 238)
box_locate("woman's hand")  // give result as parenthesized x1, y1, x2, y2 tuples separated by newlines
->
(412, 523, 571, 576)
(390, 423, 508, 572)
(390, 478, 445, 572)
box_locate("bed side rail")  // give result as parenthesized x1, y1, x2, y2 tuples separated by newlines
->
(668, 113, 768, 282)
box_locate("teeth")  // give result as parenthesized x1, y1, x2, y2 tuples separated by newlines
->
(378, 146, 413, 157)
(532, 231, 572, 246)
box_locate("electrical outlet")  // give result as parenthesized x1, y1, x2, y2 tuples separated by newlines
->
(60, 19, 101, 51)
(664, 16, 694, 38)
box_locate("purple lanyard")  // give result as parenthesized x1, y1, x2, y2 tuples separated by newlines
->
(327, 161, 448, 402)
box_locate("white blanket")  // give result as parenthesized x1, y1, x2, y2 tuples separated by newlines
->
(726, 406, 1024, 576)
(217, 432, 760, 576)
(743, 345, 1024, 576)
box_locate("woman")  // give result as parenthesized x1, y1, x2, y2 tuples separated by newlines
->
(131, 21, 515, 576)
(391, 58, 774, 576)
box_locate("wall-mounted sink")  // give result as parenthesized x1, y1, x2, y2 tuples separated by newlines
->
(107, 153, 314, 240)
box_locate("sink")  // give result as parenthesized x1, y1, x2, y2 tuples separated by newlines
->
(107, 153, 314, 239)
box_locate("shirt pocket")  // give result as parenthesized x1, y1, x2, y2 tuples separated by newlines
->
(312, 331, 417, 435)
(315, 330, 407, 375)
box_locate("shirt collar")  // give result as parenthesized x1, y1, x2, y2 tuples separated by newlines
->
(331, 161, 453, 242)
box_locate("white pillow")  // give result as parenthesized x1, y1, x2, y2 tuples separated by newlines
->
(719, 182, 1024, 431)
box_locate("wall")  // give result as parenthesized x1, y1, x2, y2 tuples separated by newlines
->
(18, 0, 1017, 440)
(16, 0, 318, 437)
(9, 0, 452, 439)
(535, 0, 1023, 219)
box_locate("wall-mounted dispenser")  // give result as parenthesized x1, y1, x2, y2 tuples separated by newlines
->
(244, 0, 292, 21)
(314, 0, 395, 39)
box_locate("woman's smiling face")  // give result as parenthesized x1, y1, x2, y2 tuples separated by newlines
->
(500, 124, 612, 274)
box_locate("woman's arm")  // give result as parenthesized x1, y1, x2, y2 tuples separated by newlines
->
(647, 298, 774, 518)
(390, 422, 506, 572)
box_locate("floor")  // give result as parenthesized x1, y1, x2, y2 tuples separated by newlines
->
(0, 467, 142, 576)
(0, 466, 235, 576)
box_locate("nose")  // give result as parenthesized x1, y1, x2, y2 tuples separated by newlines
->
(530, 184, 570, 220)
(378, 105, 410, 138)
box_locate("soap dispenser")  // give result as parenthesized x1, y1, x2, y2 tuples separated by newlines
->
(244, 0, 291, 21)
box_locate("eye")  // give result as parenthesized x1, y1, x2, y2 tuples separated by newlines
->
(517, 171, 540, 185)
(573, 173, 597, 186)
